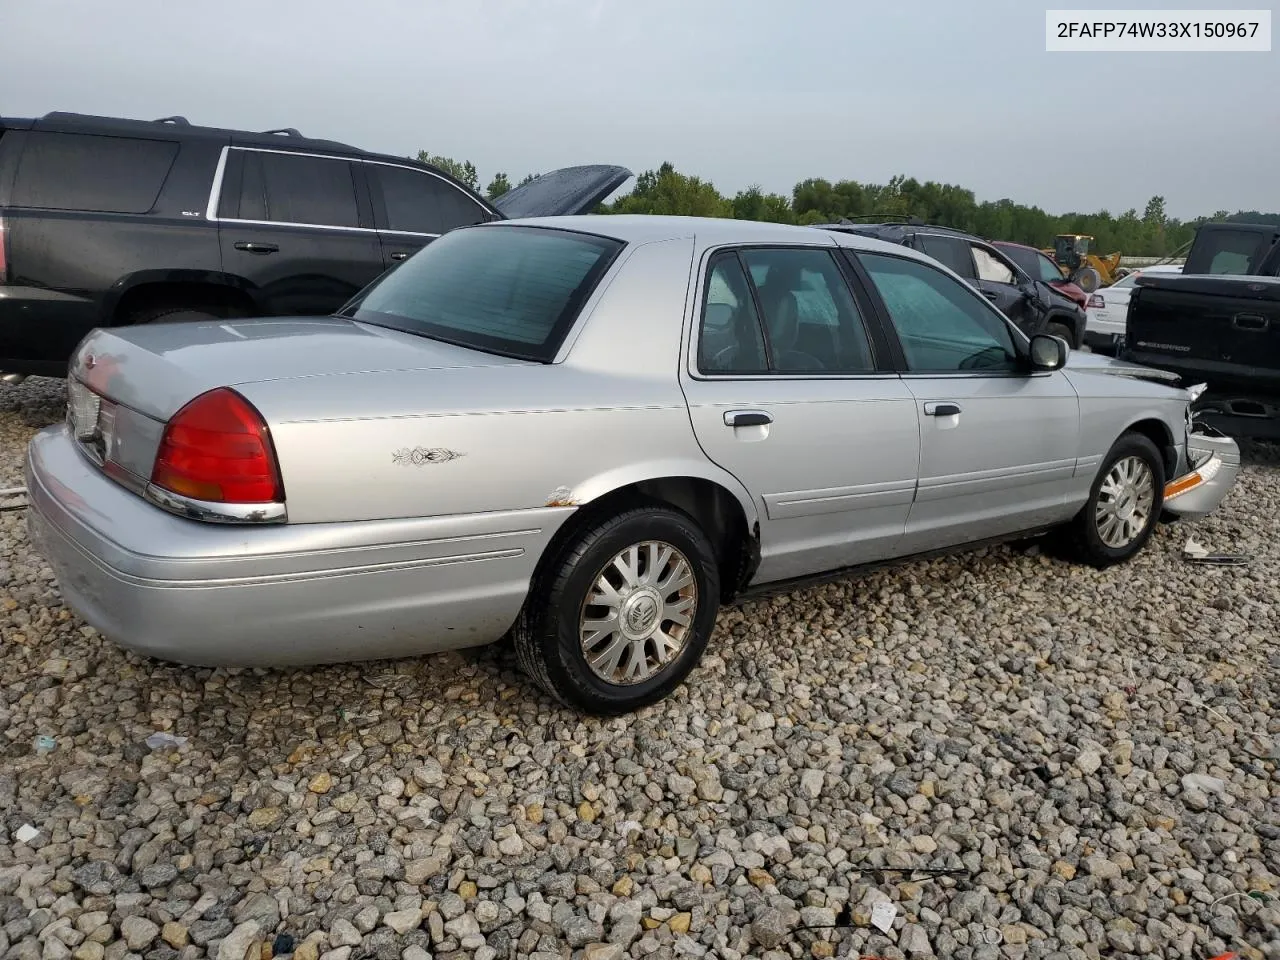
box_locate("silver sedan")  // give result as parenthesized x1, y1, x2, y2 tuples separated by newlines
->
(26, 216, 1239, 713)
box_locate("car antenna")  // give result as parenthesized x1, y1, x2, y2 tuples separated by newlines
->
(153, 116, 190, 125)
(261, 127, 304, 138)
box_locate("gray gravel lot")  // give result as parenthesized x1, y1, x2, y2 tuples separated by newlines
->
(1, 376, 1277, 960)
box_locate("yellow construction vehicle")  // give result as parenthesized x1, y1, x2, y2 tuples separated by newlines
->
(1040, 235, 1123, 292)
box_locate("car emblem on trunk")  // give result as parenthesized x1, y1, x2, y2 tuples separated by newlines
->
(83, 354, 97, 370)
(392, 447, 464, 466)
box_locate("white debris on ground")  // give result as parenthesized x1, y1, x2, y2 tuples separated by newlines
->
(1, 377, 1277, 960)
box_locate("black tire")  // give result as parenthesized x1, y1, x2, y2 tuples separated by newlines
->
(1064, 432, 1165, 568)
(126, 304, 239, 325)
(1047, 321, 1077, 350)
(513, 505, 720, 715)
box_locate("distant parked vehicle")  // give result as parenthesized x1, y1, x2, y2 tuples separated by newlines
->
(821, 220, 1088, 349)
(27, 216, 1238, 714)
(990, 240, 1088, 311)
(0, 111, 630, 378)
(1123, 221, 1280, 438)
(1085, 264, 1183, 352)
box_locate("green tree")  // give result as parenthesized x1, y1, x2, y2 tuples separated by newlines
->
(517, 172, 542, 187)
(604, 162, 731, 218)
(486, 173, 512, 199)
(416, 151, 478, 190)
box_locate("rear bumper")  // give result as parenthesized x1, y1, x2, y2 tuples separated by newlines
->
(25, 425, 568, 667)
(0, 285, 96, 374)
(1162, 429, 1241, 519)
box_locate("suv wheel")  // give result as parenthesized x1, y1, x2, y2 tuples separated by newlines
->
(126, 304, 243, 326)
(1047, 321, 1077, 350)
(513, 505, 720, 715)
(1064, 432, 1165, 568)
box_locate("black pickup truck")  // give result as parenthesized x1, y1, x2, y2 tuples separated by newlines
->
(1123, 221, 1280, 439)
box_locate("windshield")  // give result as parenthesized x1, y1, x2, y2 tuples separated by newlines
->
(348, 225, 624, 362)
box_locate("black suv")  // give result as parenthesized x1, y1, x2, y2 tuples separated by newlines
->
(819, 219, 1087, 349)
(0, 111, 630, 378)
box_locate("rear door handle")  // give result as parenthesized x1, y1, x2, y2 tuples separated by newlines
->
(982, 291, 999, 301)
(923, 401, 962, 417)
(233, 241, 279, 255)
(1233, 313, 1269, 332)
(390, 251, 410, 261)
(724, 410, 772, 427)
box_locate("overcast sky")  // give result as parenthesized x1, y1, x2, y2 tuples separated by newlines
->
(2, 0, 1275, 219)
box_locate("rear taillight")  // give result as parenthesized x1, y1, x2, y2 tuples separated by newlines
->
(150, 388, 284, 504)
(1087, 294, 1105, 309)
(0, 216, 7, 284)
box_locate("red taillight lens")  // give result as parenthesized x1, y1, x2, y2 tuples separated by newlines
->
(1087, 294, 1105, 309)
(0, 216, 8, 284)
(150, 388, 284, 504)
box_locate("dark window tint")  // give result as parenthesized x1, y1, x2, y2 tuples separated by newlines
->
(918, 234, 975, 278)
(12, 132, 177, 213)
(699, 253, 768, 374)
(860, 253, 1018, 373)
(220, 151, 269, 220)
(350, 225, 621, 362)
(374, 165, 488, 234)
(247, 151, 359, 228)
(741, 248, 875, 372)
(1186, 228, 1279, 275)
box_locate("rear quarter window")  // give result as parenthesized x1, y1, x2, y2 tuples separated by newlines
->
(12, 131, 179, 213)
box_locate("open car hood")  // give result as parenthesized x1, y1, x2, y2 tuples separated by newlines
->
(492, 165, 632, 218)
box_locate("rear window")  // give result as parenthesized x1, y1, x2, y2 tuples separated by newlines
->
(12, 131, 178, 213)
(1186, 227, 1278, 275)
(349, 225, 623, 361)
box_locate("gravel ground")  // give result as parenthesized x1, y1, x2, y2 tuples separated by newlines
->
(1, 376, 1277, 960)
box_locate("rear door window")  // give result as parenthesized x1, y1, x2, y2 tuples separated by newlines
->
(236, 150, 360, 228)
(371, 164, 490, 235)
(918, 234, 976, 279)
(12, 131, 178, 213)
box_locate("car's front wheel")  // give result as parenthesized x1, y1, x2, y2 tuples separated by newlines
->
(513, 505, 720, 714)
(1065, 431, 1165, 567)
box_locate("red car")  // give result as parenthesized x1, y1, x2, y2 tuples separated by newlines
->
(991, 241, 1089, 311)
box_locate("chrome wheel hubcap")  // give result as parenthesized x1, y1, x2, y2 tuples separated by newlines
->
(579, 541, 697, 686)
(1095, 455, 1155, 548)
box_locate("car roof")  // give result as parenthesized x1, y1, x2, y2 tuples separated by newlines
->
(991, 240, 1041, 253)
(497, 214, 937, 260)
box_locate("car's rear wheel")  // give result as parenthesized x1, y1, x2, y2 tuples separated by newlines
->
(1064, 432, 1165, 567)
(513, 505, 720, 714)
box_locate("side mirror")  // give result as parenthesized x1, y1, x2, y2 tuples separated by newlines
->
(1029, 333, 1068, 370)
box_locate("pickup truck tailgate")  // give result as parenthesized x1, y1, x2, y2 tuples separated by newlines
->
(1127, 274, 1280, 377)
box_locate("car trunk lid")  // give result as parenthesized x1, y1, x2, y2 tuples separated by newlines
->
(71, 315, 528, 421)
(65, 316, 532, 506)
(491, 165, 632, 218)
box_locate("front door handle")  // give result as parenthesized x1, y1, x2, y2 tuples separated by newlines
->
(233, 241, 279, 255)
(390, 251, 410, 262)
(724, 410, 772, 428)
(923, 401, 962, 417)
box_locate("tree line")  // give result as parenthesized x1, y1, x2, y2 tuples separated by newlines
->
(418, 151, 1279, 258)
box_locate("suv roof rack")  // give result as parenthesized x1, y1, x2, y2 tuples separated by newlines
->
(261, 127, 304, 138)
(153, 116, 190, 125)
(837, 214, 926, 225)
